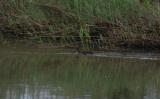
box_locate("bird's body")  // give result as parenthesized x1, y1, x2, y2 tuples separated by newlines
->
(76, 48, 93, 55)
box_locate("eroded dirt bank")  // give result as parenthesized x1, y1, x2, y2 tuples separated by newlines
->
(0, 4, 160, 51)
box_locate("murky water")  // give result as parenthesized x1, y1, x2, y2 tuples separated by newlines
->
(0, 49, 160, 99)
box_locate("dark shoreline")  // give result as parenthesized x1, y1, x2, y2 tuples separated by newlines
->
(0, 6, 160, 52)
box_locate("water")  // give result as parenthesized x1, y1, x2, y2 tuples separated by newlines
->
(0, 49, 160, 99)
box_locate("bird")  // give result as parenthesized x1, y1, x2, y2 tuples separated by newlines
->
(75, 47, 93, 55)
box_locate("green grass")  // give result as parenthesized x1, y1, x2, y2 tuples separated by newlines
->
(1, 0, 160, 50)
(2, 0, 159, 22)
(58, 0, 138, 20)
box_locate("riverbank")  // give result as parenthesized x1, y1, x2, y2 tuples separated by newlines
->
(0, 0, 160, 51)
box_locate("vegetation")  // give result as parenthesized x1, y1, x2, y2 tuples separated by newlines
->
(0, 0, 160, 51)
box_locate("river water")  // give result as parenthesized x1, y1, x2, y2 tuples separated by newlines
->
(0, 49, 160, 99)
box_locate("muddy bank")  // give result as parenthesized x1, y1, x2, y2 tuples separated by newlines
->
(1, 24, 160, 51)
(0, 4, 160, 51)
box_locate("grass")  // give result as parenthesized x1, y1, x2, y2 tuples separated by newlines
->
(0, 0, 160, 50)
(2, 0, 158, 24)
(59, 0, 138, 20)
(1, 0, 145, 20)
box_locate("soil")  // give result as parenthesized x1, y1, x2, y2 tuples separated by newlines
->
(0, 4, 160, 52)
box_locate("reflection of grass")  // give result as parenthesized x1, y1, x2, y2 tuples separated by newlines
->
(0, 51, 160, 98)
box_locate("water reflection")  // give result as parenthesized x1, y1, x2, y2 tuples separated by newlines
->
(144, 85, 158, 99)
(4, 84, 91, 99)
(0, 52, 159, 99)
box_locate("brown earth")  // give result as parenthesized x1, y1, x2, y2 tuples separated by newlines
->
(0, 4, 160, 51)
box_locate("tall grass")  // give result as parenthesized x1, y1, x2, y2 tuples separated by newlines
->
(57, 0, 139, 20)
(1, 0, 160, 49)
(2, 0, 158, 22)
